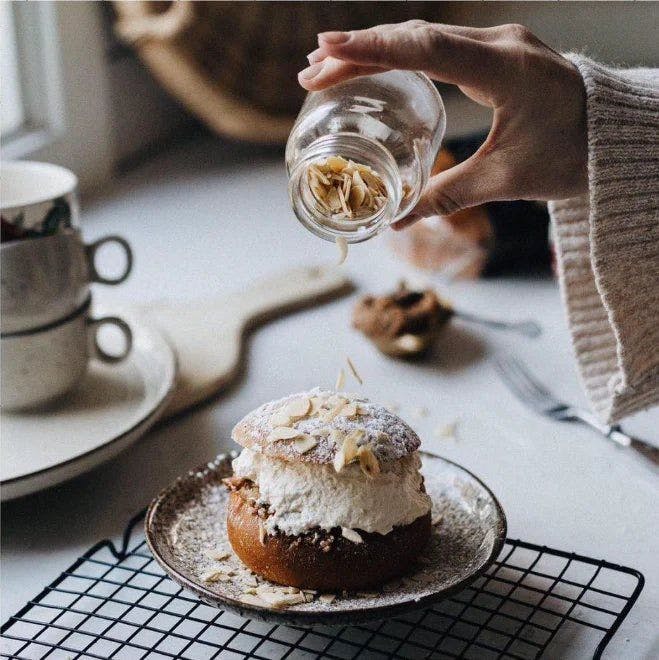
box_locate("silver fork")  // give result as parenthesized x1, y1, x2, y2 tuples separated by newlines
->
(494, 354, 658, 466)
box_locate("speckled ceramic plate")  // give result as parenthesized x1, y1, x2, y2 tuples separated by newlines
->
(145, 452, 506, 625)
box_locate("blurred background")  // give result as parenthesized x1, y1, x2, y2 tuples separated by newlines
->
(2, 1, 657, 194)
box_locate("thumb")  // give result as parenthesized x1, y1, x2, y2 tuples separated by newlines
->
(392, 152, 503, 230)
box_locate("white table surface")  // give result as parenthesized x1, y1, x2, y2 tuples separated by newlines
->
(2, 134, 657, 659)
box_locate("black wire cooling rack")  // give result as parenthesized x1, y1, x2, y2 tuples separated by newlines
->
(1, 512, 644, 660)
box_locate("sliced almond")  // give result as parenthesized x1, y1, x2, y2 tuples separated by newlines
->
(270, 410, 292, 427)
(333, 431, 360, 472)
(292, 435, 317, 454)
(310, 166, 330, 185)
(201, 570, 233, 583)
(327, 186, 341, 211)
(357, 445, 380, 478)
(343, 429, 366, 464)
(337, 402, 358, 418)
(335, 368, 346, 391)
(309, 396, 325, 416)
(241, 574, 259, 588)
(205, 549, 231, 562)
(336, 236, 348, 265)
(341, 527, 363, 544)
(239, 593, 269, 607)
(255, 586, 306, 609)
(268, 426, 302, 441)
(329, 429, 345, 447)
(327, 155, 349, 172)
(337, 184, 351, 217)
(258, 522, 266, 545)
(346, 357, 363, 385)
(283, 397, 311, 419)
(319, 594, 336, 604)
(333, 446, 347, 473)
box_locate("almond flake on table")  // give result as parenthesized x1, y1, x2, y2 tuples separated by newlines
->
(434, 421, 458, 440)
(333, 431, 360, 472)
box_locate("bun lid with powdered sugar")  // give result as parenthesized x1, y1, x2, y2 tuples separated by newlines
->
(231, 388, 421, 469)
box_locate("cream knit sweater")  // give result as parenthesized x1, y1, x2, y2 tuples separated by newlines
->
(549, 55, 659, 423)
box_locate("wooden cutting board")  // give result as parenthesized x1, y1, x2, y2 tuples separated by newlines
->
(140, 265, 353, 419)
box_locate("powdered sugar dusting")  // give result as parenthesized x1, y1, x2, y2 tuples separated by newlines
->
(232, 388, 420, 464)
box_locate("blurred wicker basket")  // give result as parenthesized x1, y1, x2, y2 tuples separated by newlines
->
(113, 1, 443, 144)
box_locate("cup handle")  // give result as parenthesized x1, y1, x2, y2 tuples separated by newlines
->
(87, 316, 133, 363)
(86, 235, 133, 285)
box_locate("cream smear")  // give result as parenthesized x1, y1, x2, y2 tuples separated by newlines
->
(232, 448, 431, 537)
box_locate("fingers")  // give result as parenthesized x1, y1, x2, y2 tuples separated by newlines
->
(392, 149, 507, 231)
(311, 22, 499, 89)
(299, 57, 385, 90)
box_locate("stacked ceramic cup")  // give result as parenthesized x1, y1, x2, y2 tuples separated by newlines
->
(1, 161, 134, 410)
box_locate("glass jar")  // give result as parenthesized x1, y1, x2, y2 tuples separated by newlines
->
(286, 70, 446, 243)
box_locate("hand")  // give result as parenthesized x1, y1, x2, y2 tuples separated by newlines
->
(298, 21, 588, 230)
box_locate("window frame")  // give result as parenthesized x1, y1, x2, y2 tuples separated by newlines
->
(1, 1, 114, 193)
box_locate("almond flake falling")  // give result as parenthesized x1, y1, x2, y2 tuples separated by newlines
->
(268, 426, 302, 441)
(335, 368, 346, 391)
(292, 435, 317, 454)
(346, 356, 363, 385)
(341, 527, 364, 544)
(307, 156, 387, 223)
(357, 445, 380, 478)
(336, 236, 348, 265)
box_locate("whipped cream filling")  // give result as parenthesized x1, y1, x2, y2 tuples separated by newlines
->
(232, 448, 431, 537)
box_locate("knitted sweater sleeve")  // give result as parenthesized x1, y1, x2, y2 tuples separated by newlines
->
(548, 54, 659, 423)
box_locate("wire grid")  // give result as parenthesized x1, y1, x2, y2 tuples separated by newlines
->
(2, 513, 644, 660)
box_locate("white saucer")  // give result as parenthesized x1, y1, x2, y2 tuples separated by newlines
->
(1, 312, 177, 501)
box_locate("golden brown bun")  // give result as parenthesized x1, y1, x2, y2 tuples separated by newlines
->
(226, 490, 431, 592)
